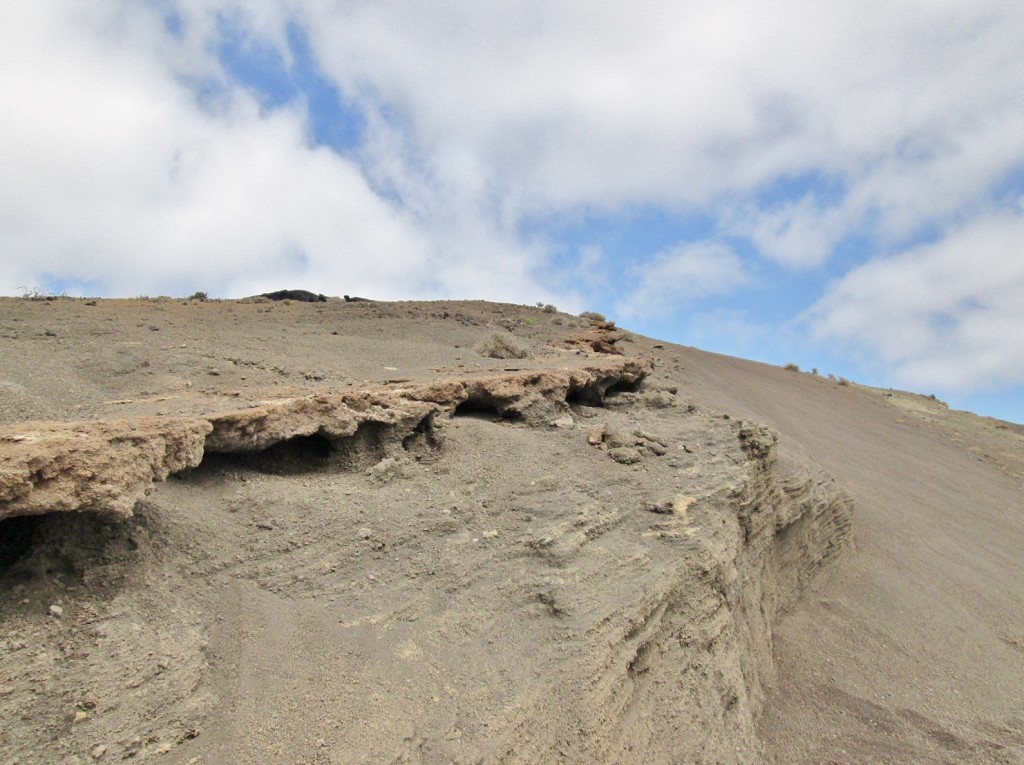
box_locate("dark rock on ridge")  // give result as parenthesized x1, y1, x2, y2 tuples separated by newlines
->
(259, 289, 327, 302)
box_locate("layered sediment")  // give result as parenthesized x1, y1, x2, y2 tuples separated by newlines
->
(0, 359, 651, 521)
(0, 317, 852, 763)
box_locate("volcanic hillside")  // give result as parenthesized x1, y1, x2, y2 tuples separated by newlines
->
(0, 297, 1021, 764)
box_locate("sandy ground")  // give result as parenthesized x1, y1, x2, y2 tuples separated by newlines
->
(0, 296, 1022, 764)
(671, 347, 1024, 763)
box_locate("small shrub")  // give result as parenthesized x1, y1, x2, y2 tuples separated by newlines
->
(837, 377, 850, 386)
(783, 363, 801, 372)
(541, 303, 557, 314)
(579, 311, 606, 322)
(189, 291, 208, 302)
(17, 285, 65, 301)
(474, 330, 530, 360)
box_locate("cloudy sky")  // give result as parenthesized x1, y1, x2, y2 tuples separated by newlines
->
(2, 2, 1022, 422)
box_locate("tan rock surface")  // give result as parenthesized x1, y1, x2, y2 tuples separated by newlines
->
(0, 418, 211, 519)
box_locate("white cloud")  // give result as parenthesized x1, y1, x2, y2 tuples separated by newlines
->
(807, 211, 1024, 391)
(5, 2, 1022, 293)
(0, 2, 559, 303)
(0, 4, 437, 299)
(729, 195, 849, 267)
(298, 1, 1024, 225)
(617, 242, 749, 318)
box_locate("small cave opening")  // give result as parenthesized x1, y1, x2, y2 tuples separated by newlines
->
(335, 420, 392, 470)
(0, 510, 142, 583)
(402, 413, 440, 454)
(203, 432, 336, 476)
(452, 397, 523, 422)
(604, 377, 644, 397)
(189, 420, 431, 477)
(566, 376, 645, 407)
(0, 514, 48, 574)
(566, 385, 604, 407)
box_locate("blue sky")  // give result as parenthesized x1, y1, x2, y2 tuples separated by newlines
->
(1, 2, 1022, 423)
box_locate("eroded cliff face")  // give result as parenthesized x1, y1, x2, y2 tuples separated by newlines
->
(0, 359, 650, 522)
(478, 419, 853, 764)
(0, 358, 851, 763)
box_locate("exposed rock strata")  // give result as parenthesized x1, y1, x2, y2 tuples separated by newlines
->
(0, 360, 651, 521)
(0, 418, 211, 520)
(477, 419, 853, 762)
(0, 350, 854, 763)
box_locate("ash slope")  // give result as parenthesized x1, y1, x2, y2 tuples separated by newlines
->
(0, 297, 1021, 764)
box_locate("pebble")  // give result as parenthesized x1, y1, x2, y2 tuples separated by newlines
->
(74, 711, 89, 723)
(89, 744, 106, 760)
(48, 604, 64, 618)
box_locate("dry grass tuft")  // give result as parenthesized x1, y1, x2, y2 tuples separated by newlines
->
(474, 330, 530, 359)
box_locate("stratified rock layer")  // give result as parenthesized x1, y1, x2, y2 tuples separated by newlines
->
(0, 359, 651, 521)
(0, 345, 853, 763)
(0, 418, 211, 519)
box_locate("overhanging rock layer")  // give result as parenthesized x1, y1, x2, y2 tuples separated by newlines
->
(0, 359, 651, 521)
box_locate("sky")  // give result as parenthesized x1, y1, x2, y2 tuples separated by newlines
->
(1, 2, 1023, 423)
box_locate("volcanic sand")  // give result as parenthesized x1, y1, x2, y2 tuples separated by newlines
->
(0, 297, 1021, 764)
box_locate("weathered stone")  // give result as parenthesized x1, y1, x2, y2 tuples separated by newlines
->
(603, 428, 638, 449)
(0, 418, 211, 520)
(608, 447, 643, 464)
(0, 359, 651, 521)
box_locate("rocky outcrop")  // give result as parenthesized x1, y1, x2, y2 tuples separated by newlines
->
(479, 419, 853, 763)
(258, 289, 327, 302)
(0, 418, 211, 520)
(0, 360, 652, 521)
(204, 392, 437, 454)
(0, 352, 854, 764)
(563, 319, 628, 354)
(406, 359, 650, 421)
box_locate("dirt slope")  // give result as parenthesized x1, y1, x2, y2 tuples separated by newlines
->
(670, 347, 1024, 763)
(0, 297, 1021, 764)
